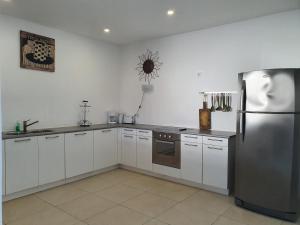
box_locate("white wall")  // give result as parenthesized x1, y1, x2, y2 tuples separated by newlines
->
(1, 10, 300, 132)
(119, 10, 300, 132)
(0, 14, 121, 131)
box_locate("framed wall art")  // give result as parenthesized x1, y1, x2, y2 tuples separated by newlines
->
(20, 30, 55, 72)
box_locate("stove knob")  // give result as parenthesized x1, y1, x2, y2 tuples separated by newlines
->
(163, 134, 167, 138)
(168, 135, 172, 139)
(159, 134, 162, 138)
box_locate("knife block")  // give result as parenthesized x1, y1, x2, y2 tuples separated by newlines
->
(199, 102, 211, 130)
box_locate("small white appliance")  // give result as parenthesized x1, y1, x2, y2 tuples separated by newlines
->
(107, 112, 118, 124)
(123, 115, 135, 124)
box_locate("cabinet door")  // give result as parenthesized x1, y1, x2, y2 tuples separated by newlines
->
(65, 131, 93, 178)
(6, 137, 38, 194)
(137, 136, 152, 171)
(121, 134, 137, 167)
(203, 145, 228, 189)
(181, 142, 202, 183)
(94, 129, 117, 170)
(117, 128, 122, 163)
(38, 134, 65, 185)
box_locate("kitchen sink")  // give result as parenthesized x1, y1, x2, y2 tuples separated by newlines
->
(5, 129, 54, 135)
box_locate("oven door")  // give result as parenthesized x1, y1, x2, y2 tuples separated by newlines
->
(152, 139, 180, 169)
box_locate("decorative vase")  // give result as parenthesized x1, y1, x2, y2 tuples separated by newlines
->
(199, 101, 211, 130)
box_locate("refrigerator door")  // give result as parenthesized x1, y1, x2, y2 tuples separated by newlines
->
(240, 69, 296, 113)
(235, 112, 296, 212)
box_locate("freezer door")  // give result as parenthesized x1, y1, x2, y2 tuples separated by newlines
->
(235, 112, 296, 212)
(239, 69, 297, 113)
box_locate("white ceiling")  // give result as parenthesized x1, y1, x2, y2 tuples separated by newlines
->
(0, 0, 299, 45)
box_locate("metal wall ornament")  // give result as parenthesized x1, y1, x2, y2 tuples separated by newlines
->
(136, 49, 163, 84)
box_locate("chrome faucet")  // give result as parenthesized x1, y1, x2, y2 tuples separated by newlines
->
(23, 120, 39, 133)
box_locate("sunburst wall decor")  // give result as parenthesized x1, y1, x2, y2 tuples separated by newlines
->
(136, 49, 163, 84)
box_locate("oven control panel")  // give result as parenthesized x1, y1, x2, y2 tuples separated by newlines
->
(153, 131, 180, 142)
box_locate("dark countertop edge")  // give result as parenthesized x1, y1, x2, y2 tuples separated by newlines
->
(2, 123, 236, 140)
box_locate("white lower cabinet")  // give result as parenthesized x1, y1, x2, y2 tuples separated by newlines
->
(137, 136, 152, 171)
(65, 131, 93, 178)
(121, 133, 137, 167)
(117, 128, 122, 163)
(38, 134, 65, 185)
(203, 144, 228, 189)
(5, 137, 38, 194)
(152, 164, 181, 178)
(94, 129, 117, 170)
(181, 142, 203, 184)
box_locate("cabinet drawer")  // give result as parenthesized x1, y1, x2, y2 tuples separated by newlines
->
(182, 142, 202, 149)
(181, 134, 202, 143)
(203, 136, 228, 147)
(137, 129, 152, 137)
(122, 128, 137, 136)
(204, 145, 227, 152)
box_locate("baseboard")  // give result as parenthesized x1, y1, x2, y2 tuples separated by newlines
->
(3, 165, 118, 201)
(120, 165, 229, 195)
(3, 163, 229, 201)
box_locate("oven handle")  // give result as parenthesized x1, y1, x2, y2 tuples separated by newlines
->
(155, 139, 175, 145)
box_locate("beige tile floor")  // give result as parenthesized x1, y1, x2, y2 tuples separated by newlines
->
(3, 169, 299, 225)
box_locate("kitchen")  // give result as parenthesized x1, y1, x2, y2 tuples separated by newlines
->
(0, 1, 300, 225)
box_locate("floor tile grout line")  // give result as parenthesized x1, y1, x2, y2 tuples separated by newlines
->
(34, 188, 90, 207)
(4, 195, 64, 225)
(55, 197, 117, 225)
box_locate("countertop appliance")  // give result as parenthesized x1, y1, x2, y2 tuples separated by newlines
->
(123, 115, 135, 124)
(235, 69, 300, 221)
(107, 112, 118, 124)
(79, 100, 92, 127)
(152, 130, 181, 169)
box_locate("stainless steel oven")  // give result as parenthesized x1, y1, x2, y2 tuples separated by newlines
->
(152, 131, 181, 169)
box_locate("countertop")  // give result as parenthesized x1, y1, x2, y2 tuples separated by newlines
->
(2, 123, 236, 140)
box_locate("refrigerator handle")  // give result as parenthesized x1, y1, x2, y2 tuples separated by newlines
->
(241, 80, 246, 112)
(240, 80, 246, 141)
(242, 112, 246, 141)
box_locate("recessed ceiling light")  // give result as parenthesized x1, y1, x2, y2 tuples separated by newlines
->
(103, 28, 110, 33)
(167, 9, 175, 16)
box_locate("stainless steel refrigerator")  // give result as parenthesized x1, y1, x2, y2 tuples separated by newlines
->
(235, 68, 300, 221)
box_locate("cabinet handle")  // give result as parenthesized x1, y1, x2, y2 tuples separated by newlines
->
(124, 129, 134, 132)
(138, 130, 150, 133)
(124, 135, 134, 138)
(74, 132, 87, 136)
(14, 138, 31, 143)
(139, 137, 149, 140)
(184, 143, 198, 147)
(208, 146, 223, 151)
(184, 136, 198, 139)
(207, 138, 223, 142)
(45, 135, 59, 139)
(102, 129, 112, 133)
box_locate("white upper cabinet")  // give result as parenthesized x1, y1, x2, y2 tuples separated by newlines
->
(65, 131, 93, 178)
(94, 129, 118, 170)
(121, 133, 137, 167)
(203, 144, 228, 189)
(38, 134, 65, 185)
(137, 134, 152, 171)
(5, 137, 38, 194)
(181, 141, 203, 184)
